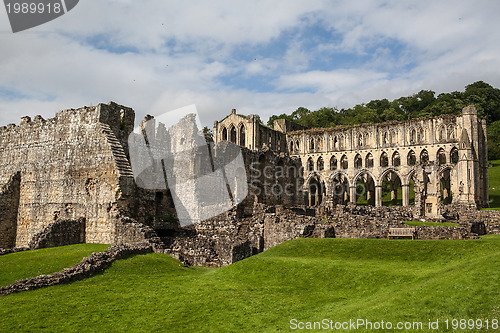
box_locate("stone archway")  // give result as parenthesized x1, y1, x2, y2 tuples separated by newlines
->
(380, 169, 403, 206)
(307, 175, 325, 206)
(330, 172, 349, 205)
(439, 168, 452, 205)
(354, 171, 376, 206)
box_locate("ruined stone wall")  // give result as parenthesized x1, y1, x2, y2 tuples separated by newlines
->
(0, 102, 136, 247)
(0, 173, 21, 248)
(28, 218, 86, 249)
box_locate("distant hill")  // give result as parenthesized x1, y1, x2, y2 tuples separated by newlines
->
(267, 81, 500, 160)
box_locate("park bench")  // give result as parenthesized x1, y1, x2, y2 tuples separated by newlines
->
(387, 227, 416, 240)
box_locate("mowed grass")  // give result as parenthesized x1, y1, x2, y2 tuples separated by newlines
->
(0, 244, 109, 286)
(0, 237, 499, 332)
(486, 159, 500, 210)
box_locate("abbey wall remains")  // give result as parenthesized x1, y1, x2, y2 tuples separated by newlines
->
(215, 105, 489, 219)
(0, 101, 498, 268)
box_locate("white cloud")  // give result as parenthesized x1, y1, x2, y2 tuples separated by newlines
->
(0, 0, 500, 128)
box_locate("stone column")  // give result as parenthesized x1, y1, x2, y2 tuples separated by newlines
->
(350, 186, 357, 205)
(375, 185, 382, 207)
(402, 184, 409, 206)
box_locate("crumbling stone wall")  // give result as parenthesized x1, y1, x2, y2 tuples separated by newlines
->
(0, 172, 21, 248)
(0, 102, 139, 247)
(29, 218, 86, 249)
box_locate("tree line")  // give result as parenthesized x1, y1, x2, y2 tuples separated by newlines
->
(266, 81, 500, 160)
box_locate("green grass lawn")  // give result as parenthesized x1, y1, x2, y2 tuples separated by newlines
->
(0, 237, 499, 332)
(486, 159, 500, 210)
(0, 244, 109, 287)
(404, 221, 460, 227)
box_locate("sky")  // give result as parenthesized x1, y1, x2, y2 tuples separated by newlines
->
(1, 0, 500, 127)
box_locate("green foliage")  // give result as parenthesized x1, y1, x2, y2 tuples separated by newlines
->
(485, 159, 500, 210)
(1, 237, 499, 332)
(268, 81, 500, 159)
(404, 221, 460, 227)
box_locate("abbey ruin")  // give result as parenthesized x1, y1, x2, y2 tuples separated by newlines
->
(0, 102, 498, 267)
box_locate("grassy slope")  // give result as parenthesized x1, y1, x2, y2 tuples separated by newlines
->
(0, 244, 109, 287)
(487, 159, 500, 209)
(0, 237, 499, 332)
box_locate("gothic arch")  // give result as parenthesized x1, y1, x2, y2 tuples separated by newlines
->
(340, 154, 348, 169)
(309, 138, 315, 151)
(365, 153, 374, 168)
(239, 124, 246, 146)
(437, 148, 446, 165)
(230, 125, 237, 143)
(354, 154, 363, 169)
(330, 155, 338, 170)
(392, 151, 401, 167)
(407, 150, 416, 166)
(221, 127, 228, 141)
(317, 156, 324, 171)
(420, 149, 429, 165)
(307, 157, 314, 172)
(380, 151, 389, 167)
(450, 146, 459, 164)
(289, 140, 294, 153)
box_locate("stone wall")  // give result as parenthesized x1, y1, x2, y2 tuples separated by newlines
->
(29, 218, 86, 249)
(0, 172, 21, 248)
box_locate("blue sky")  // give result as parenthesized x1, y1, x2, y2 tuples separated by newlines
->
(1, 0, 500, 126)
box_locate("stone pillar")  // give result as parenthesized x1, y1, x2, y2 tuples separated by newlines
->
(375, 185, 382, 207)
(350, 186, 357, 205)
(402, 184, 409, 206)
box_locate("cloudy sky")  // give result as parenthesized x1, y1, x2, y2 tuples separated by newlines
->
(1, 0, 500, 127)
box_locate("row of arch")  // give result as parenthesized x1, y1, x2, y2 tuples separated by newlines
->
(289, 124, 457, 153)
(306, 166, 453, 208)
(306, 147, 459, 172)
(221, 124, 246, 147)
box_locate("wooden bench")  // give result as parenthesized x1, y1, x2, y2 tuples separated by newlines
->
(387, 227, 416, 240)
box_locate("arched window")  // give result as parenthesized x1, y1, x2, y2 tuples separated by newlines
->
(450, 147, 459, 164)
(239, 125, 246, 146)
(354, 154, 362, 168)
(222, 127, 228, 141)
(383, 132, 388, 145)
(309, 138, 315, 152)
(317, 157, 324, 171)
(333, 136, 339, 149)
(392, 151, 401, 167)
(407, 150, 416, 166)
(447, 125, 455, 140)
(410, 128, 417, 144)
(317, 137, 323, 151)
(437, 148, 446, 165)
(307, 157, 314, 171)
(365, 153, 374, 168)
(289, 141, 294, 152)
(340, 155, 348, 169)
(438, 126, 445, 141)
(330, 156, 337, 170)
(420, 149, 429, 165)
(230, 126, 237, 143)
(380, 152, 389, 167)
(419, 128, 425, 143)
(295, 140, 300, 151)
(358, 134, 363, 147)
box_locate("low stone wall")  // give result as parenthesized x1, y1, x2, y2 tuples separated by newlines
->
(28, 218, 86, 249)
(0, 244, 152, 297)
(0, 247, 29, 256)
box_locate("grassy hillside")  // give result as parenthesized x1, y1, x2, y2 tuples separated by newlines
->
(487, 159, 500, 210)
(0, 244, 109, 286)
(0, 237, 499, 332)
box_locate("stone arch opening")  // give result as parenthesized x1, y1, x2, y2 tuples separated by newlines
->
(420, 149, 429, 165)
(295, 140, 300, 151)
(289, 141, 294, 153)
(316, 137, 323, 151)
(330, 156, 337, 170)
(340, 155, 348, 169)
(317, 156, 324, 171)
(450, 147, 459, 164)
(354, 154, 362, 169)
(381, 170, 402, 206)
(331, 173, 349, 205)
(230, 126, 237, 143)
(222, 127, 228, 141)
(365, 153, 374, 168)
(437, 148, 446, 165)
(333, 136, 339, 149)
(239, 125, 246, 146)
(392, 151, 401, 167)
(438, 126, 446, 141)
(440, 168, 452, 205)
(307, 157, 314, 172)
(410, 128, 417, 144)
(447, 125, 455, 140)
(380, 152, 389, 167)
(354, 171, 376, 206)
(407, 150, 416, 166)
(307, 176, 324, 206)
(309, 138, 315, 152)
